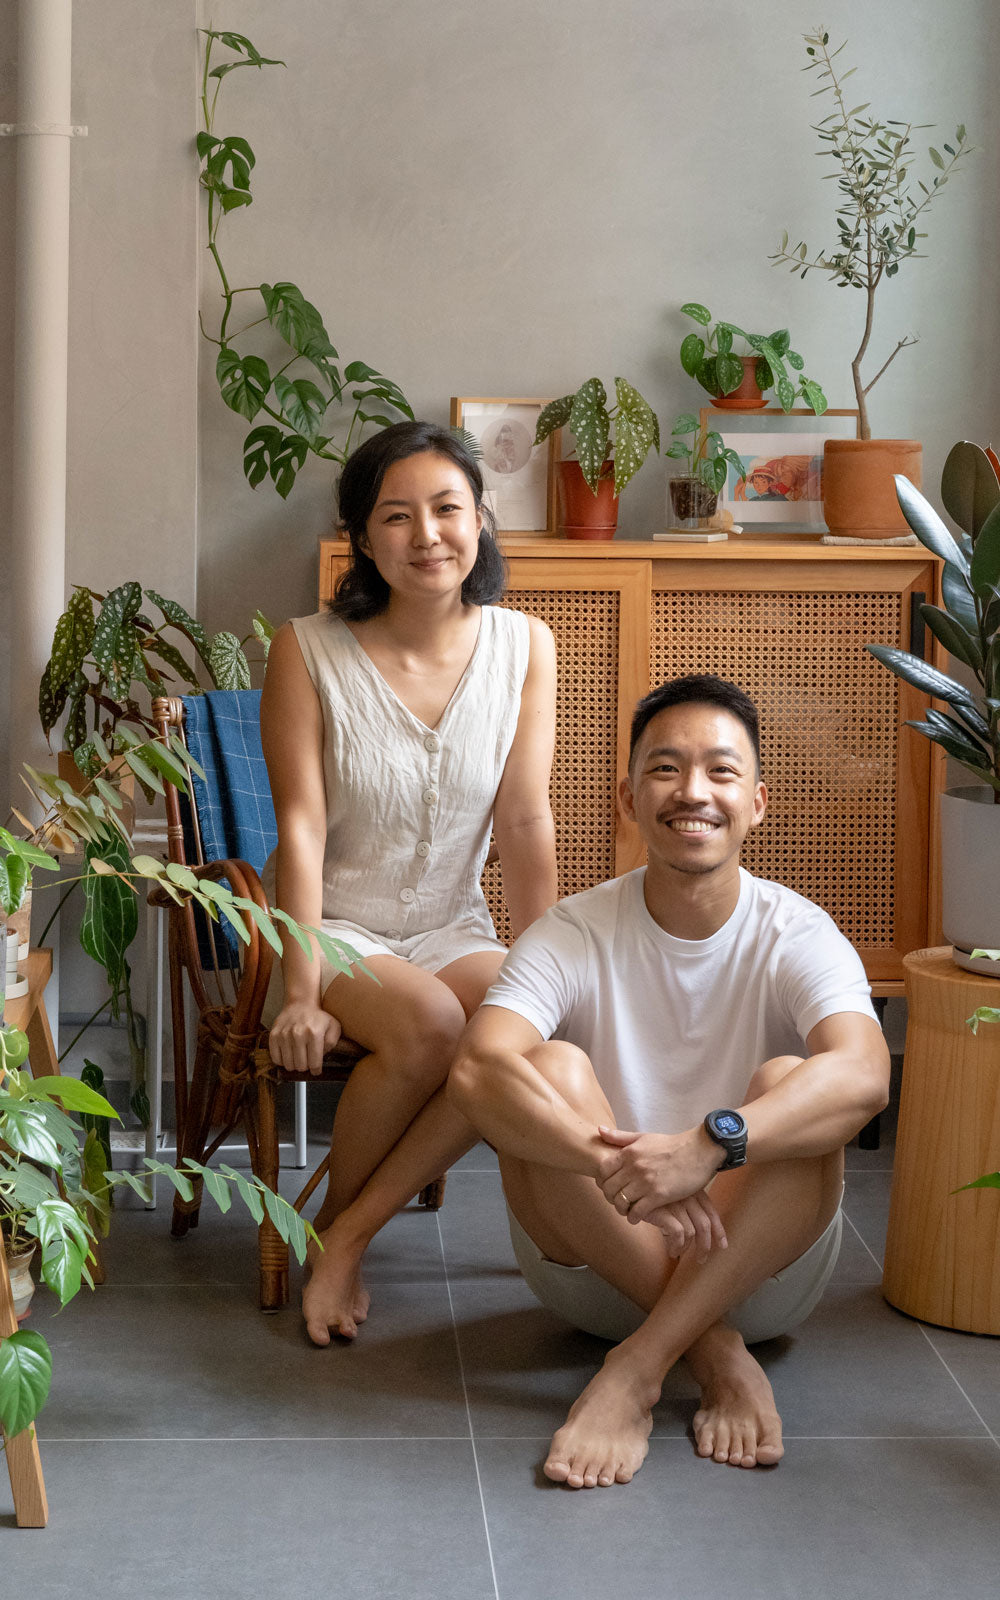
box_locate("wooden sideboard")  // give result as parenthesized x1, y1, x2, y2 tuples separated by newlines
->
(319, 535, 945, 995)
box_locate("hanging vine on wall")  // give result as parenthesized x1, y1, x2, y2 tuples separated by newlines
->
(198, 31, 413, 498)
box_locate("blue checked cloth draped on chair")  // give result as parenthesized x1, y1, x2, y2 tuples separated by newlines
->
(180, 690, 278, 965)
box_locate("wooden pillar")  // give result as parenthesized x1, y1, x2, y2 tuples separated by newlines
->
(0, 1248, 49, 1527)
(883, 947, 1000, 1333)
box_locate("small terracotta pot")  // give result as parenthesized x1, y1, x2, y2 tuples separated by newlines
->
(822, 439, 923, 539)
(713, 355, 767, 410)
(558, 459, 619, 539)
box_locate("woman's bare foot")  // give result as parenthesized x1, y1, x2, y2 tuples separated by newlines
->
(544, 1354, 658, 1488)
(302, 1218, 370, 1344)
(686, 1321, 783, 1467)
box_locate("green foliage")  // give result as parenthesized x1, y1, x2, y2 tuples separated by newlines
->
(535, 378, 659, 497)
(0, 1329, 52, 1438)
(867, 456, 1000, 789)
(678, 303, 827, 414)
(0, 827, 59, 917)
(199, 31, 412, 498)
(663, 414, 744, 496)
(40, 584, 270, 752)
(770, 29, 972, 438)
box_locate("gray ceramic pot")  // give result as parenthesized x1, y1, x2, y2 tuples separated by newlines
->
(940, 786, 1000, 974)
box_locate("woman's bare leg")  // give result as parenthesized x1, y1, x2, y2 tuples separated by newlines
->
(303, 950, 504, 1344)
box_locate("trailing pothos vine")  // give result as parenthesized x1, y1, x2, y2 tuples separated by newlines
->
(198, 30, 413, 498)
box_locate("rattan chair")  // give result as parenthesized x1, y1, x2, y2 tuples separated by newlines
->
(151, 691, 444, 1312)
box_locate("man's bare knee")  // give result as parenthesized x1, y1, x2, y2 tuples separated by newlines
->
(745, 1054, 804, 1102)
(525, 1040, 605, 1112)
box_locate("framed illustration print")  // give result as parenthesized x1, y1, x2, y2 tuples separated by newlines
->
(450, 397, 559, 537)
(699, 407, 861, 532)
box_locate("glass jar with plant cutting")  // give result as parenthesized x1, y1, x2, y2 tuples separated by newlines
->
(664, 414, 744, 529)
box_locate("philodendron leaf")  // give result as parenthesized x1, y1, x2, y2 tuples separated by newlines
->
(27, 1074, 120, 1120)
(966, 1006, 1000, 1035)
(81, 829, 138, 994)
(259, 281, 325, 350)
(0, 1026, 30, 1070)
(679, 334, 705, 376)
(613, 379, 658, 497)
(0, 1329, 52, 1438)
(680, 302, 712, 325)
(0, 1103, 62, 1166)
(207, 631, 252, 691)
(716, 354, 745, 395)
(800, 379, 828, 415)
(568, 380, 611, 493)
(242, 426, 309, 498)
(954, 1170, 1000, 1190)
(217, 349, 271, 421)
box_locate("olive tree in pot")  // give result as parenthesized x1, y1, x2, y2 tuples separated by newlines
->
(771, 28, 972, 539)
(867, 446, 1000, 971)
(534, 379, 659, 538)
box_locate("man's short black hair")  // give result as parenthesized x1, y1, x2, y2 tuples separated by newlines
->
(628, 675, 761, 775)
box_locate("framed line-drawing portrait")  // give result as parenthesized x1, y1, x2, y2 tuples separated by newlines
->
(450, 397, 559, 537)
(699, 407, 861, 532)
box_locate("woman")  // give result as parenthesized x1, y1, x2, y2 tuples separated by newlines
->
(260, 420, 558, 1345)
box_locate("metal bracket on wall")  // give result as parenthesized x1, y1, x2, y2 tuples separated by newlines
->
(0, 122, 88, 137)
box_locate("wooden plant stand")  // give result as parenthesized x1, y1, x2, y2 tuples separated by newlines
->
(883, 947, 1000, 1333)
(0, 1244, 48, 1526)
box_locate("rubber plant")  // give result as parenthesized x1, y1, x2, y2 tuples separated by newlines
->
(770, 28, 973, 440)
(199, 29, 413, 497)
(534, 378, 659, 497)
(866, 471, 1000, 798)
(0, 1024, 321, 1442)
(33, 586, 274, 1125)
(678, 304, 827, 414)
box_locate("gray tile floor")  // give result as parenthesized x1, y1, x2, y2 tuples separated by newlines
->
(5, 1091, 999, 1599)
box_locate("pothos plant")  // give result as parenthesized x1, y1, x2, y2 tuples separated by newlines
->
(770, 28, 973, 441)
(0, 1025, 322, 1442)
(198, 29, 413, 498)
(534, 378, 660, 497)
(678, 304, 827, 414)
(664, 414, 744, 495)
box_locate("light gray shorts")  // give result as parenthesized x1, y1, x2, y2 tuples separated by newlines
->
(261, 915, 507, 1027)
(507, 1201, 843, 1347)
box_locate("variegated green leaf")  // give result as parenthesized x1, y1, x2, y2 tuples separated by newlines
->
(207, 631, 252, 690)
(568, 379, 610, 493)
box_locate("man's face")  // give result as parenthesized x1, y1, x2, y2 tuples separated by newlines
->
(620, 702, 767, 877)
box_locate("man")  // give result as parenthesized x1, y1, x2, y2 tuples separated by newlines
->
(449, 674, 889, 1489)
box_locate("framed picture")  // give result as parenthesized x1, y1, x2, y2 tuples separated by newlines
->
(450, 397, 559, 537)
(699, 408, 860, 532)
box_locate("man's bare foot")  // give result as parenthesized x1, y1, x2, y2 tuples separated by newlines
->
(544, 1354, 658, 1489)
(302, 1218, 370, 1345)
(686, 1321, 783, 1467)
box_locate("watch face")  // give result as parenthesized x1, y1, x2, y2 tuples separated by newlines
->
(714, 1112, 743, 1137)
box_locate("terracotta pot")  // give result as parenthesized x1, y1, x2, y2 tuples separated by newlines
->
(822, 439, 923, 539)
(4, 1245, 37, 1322)
(558, 459, 619, 540)
(713, 355, 767, 411)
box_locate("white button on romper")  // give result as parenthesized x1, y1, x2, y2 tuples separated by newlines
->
(263, 605, 530, 1013)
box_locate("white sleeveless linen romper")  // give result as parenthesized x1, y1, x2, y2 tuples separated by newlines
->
(263, 605, 530, 1012)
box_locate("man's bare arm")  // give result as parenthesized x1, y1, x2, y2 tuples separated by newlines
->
(448, 1005, 607, 1176)
(596, 1012, 890, 1219)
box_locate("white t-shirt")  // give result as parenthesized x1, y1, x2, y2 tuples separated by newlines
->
(483, 867, 877, 1134)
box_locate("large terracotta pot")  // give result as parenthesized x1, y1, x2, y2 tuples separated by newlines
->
(822, 438, 922, 539)
(713, 355, 767, 411)
(940, 786, 1000, 974)
(558, 460, 618, 540)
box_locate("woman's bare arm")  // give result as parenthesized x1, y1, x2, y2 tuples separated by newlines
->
(260, 622, 342, 1071)
(492, 616, 559, 938)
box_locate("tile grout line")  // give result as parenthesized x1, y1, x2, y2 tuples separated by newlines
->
(843, 1212, 1000, 1452)
(436, 1212, 502, 1600)
(38, 1431, 1000, 1445)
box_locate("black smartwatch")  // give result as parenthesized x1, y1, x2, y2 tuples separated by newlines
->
(703, 1108, 748, 1171)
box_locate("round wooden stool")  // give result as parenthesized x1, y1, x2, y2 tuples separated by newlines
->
(883, 947, 1000, 1334)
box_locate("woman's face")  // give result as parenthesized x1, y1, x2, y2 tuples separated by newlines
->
(363, 451, 483, 601)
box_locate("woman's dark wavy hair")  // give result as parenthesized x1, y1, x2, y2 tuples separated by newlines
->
(329, 421, 507, 621)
